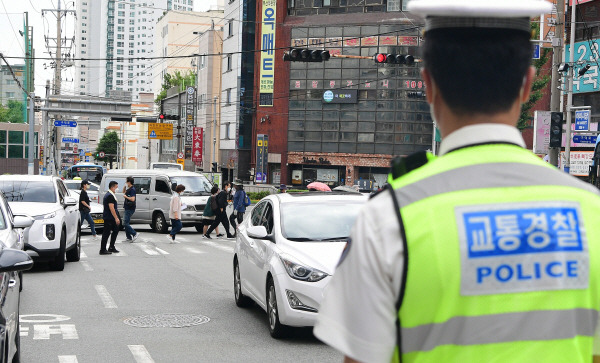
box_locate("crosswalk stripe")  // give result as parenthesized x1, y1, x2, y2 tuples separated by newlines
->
(80, 250, 87, 259)
(184, 247, 205, 254)
(201, 241, 234, 253)
(95, 285, 118, 309)
(155, 247, 169, 255)
(80, 261, 93, 272)
(137, 244, 160, 256)
(128, 345, 155, 363)
(58, 355, 78, 363)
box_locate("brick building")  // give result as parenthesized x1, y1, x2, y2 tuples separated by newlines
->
(253, 0, 430, 188)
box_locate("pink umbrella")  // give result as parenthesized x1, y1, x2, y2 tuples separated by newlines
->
(307, 182, 331, 192)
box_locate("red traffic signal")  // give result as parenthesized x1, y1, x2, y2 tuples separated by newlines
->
(374, 53, 387, 63)
(159, 114, 165, 120)
(374, 53, 415, 65)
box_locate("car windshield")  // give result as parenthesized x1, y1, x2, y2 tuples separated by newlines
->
(65, 183, 80, 190)
(280, 201, 364, 241)
(170, 176, 212, 196)
(0, 181, 57, 203)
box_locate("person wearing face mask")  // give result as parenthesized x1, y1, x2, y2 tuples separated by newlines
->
(204, 181, 234, 239)
(167, 184, 186, 243)
(79, 179, 98, 239)
(314, 1, 600, 362)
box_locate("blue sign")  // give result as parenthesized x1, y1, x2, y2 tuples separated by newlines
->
(457, 202, 588, 296)
(565, 39, 600, 94)
(62, 137, 79, 143)
(149, 130, 157, 138)
(85, 157, 90, 162)
(256, 172, 263, 183)
(575, 110, 590, 131)
(79, 150, 85, 156)
(533, 44, 540, 60)
(573, 135, 596, 144)
(54, 120, 78, 127)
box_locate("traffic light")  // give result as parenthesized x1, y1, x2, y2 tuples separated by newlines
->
(212, 162, 218, 172)
(283, 48, 330, 62)
(374, 53, 415, 65)
(550, 112, 563, 148)
(159, 114, 178, 120)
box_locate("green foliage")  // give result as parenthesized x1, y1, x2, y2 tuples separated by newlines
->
(154, 71, 196, 105)
(0, 101, 25, 123)
(247, 191, 270, 201)
(96, 131, 120, 168)
(518, 23, 552, 130)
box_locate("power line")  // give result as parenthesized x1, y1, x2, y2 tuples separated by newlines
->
(0, 0, 24, 54)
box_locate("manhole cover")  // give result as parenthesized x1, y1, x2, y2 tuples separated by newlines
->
(123, 314, 210, 328)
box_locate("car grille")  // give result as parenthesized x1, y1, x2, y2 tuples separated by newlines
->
(195, 204, 205, 211)
(91, 213, 103, 220)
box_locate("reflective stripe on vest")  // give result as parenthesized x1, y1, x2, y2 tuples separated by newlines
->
(389, 144, 600, 363)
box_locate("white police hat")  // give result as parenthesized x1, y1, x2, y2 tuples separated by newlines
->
(407, 0, 553, 33)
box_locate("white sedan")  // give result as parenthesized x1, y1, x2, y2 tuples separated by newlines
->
(0, 176, 81, 271)
(233, 191, 367, 338)
(63, 180, 101, 204)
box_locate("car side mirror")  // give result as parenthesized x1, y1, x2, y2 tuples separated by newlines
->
(171, 182, 177, 191)
(12, 215, 33, 229)
(247, 225, 274, 242)
(64, 196, 77, 207)
(0, 249, 33, 273)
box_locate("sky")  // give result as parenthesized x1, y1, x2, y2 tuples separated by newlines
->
(0, 0, 219, 99)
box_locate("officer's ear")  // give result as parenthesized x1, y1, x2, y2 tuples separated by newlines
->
(421, 68, 437, 106)
(520, 66, 536, 104)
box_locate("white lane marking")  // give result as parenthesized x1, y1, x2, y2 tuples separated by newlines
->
(128, 345, 155, 363)
(33, 325, 78, 340)
(201, 241, 234, 253)
(80, 250, 87, 259)
(19, 325, 28, 337)
(80, 261, 93, 272)
(95, 285, 118, 308)
(184, 247, 205, 254)
(137, 244, 160, 256)
(58, 355, 79, 363)
(175, 236, 189, 242)
(155, 247, 169, 255)
(111, 250, 128, 256)
(20, 314, 71, 323)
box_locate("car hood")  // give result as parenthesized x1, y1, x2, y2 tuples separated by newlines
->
(90, 201, 103, 214)
(9, 202, 61, 217)
(277, 240, 348, 276)
(180, 195, 210, 205)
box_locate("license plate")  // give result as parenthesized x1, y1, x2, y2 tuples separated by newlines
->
(93, 219, 104, 224)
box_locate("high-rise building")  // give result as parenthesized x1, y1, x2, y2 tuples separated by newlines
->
(75, 0, 194, 102)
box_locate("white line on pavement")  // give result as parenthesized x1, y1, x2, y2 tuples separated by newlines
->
(95, 285, 118, 308)
(155, 247, 169, 255)
(128, 345, 155, 363)
(137, 244, 160, 256)
(184, 247, 205, 254)
(201, 241, 234, 253)
(111, 250, 128, 256)
(80, 250, 87, 259)
(80, 261, 93, 272)
(20, 325, 28, 337)
(58, 355, 78, 363)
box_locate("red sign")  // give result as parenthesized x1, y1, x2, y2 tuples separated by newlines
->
(398, 36, 419, 46)
(73, 145, 78, 153)
(192, 127, 203, 164)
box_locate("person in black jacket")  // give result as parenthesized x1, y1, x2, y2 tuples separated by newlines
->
(204, 181, 234, 239)
(79, 180, 98, 239)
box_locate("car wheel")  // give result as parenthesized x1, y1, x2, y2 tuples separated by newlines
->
(234, 260, 253, 308)
(267, 278, 288, 339)
(66, 224, 81, 262)
(153, 212, 168, 234)
(49, 228, 66, 271)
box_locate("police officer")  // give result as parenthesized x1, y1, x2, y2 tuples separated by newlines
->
(314, 1, 600, 362)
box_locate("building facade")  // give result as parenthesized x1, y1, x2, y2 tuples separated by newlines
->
(253, 0, 428, 188)
(220, 0, 256, 182)
(75, 0, 194, 102)
(0, 65, 26, 106)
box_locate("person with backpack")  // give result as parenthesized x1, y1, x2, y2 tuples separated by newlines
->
(204, 181, 234, 239)
(229, 181, 250, 236)
(202, 186, 222, 236)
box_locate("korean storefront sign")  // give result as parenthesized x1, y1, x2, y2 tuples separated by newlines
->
(259, 0, 276, 107)
(192, 127, 203, 165)
(564, 39, 600, 94)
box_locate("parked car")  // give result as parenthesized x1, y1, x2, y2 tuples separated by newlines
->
(63, 180, 101, 204)
(100, 169, 213, 233)
(0, 176, 81, 271)
(233, 191, 368, 338)
(63, 183, 104, 232)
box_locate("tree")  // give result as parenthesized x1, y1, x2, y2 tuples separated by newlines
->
(0, 101, 25, 123)
(154, 71, 196, 105)
(96, 131, 120, 169)
(518, 24, 552, 130)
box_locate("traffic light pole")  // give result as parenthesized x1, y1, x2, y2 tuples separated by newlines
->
(549, 0, 565, 167)
(564, 0, 578, 174)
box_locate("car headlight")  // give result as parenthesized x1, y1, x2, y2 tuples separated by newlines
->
(43, 212, 56, 219)
(279, 254, 328, 282)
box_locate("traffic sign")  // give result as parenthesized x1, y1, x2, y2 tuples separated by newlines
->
(99, 151, 105, 157)
(62, 137, 80, 143)
(148, 123, 173, 140)
(177, 152, 184, 159)
(85, 153, 92, 156)
(575, 110, 590, 131)
(533, 44, 540, 59)
(573, 135, 596, 144)
(176, 159, 184, 166)
(54, 120, 78, 127)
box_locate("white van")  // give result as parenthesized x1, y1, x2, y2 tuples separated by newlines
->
(150, 162, 183, 170)
(100, 170, 213, 233)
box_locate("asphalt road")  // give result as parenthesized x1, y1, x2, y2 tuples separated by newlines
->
(19, 224, 340, 363)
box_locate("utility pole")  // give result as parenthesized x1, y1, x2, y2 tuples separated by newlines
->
(549, 0, 565, 167)
(565, 0, 577, 174)
(213, 96, 217, 168)
(43, 80, 50, 174)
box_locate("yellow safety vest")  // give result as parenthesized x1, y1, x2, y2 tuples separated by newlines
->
(388, 144, 600, 363)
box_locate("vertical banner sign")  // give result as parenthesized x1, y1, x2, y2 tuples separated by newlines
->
(259, 0, 276, 107)
(533, 111, 551, 155)
(185, 87, 196, 157)
(262, 135, 269, 183)
(256, 134, 265, 183)
(192, 127, 203, 165)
